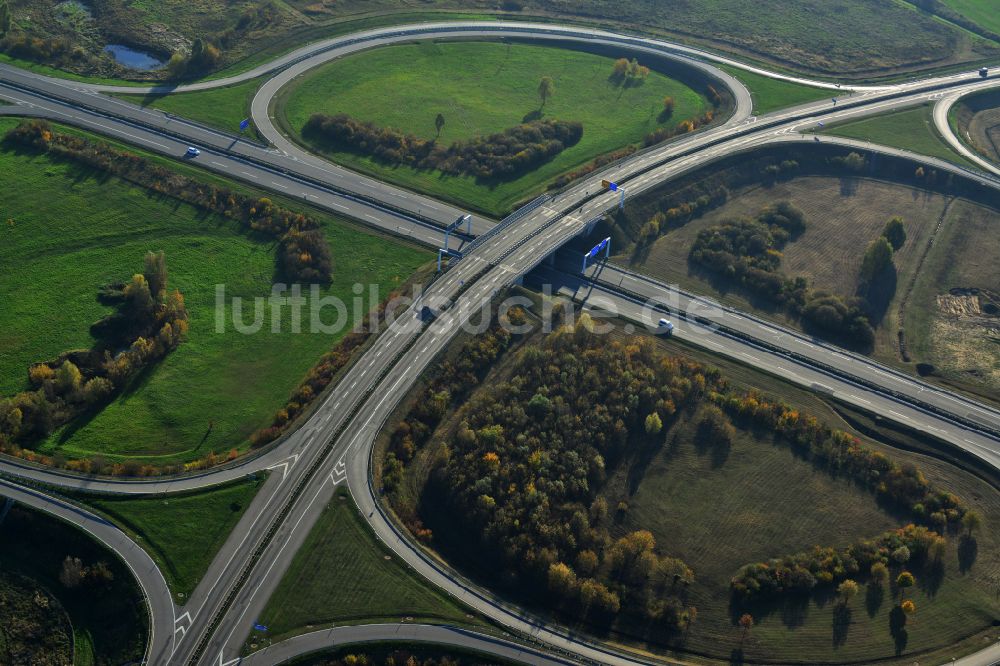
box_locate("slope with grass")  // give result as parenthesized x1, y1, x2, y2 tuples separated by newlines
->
(112, 77, 266, 135)
(383, 317, 1000, 665)
(80, 477, 264, 599)
(276, 40, 712, 216)
(0, 117, 432, 464)
(822, 103, 976, 168)
(254, 487, 486, 647)
(717, 65, 834, 115)
(5, 0, 997, 83)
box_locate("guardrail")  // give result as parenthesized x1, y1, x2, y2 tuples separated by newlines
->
(458, 193, 552, 257)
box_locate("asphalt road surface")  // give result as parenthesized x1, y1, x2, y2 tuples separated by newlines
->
(2, 22, 1000, 666)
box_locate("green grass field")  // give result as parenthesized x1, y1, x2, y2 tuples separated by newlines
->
(940, 0, 1000, 36)
(80, 478, 263, 598)
(718, 65, 834, 115)
(112, 77, 265, 135)
(0, 117, 432, 463)
(822, 104, 976, 168)
(277, 40, 710, 216)
(256, 487, 485, 645)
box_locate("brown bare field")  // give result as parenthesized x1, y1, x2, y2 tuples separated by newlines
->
(907, 198, 1000, 399)
(625, 174, 1000, 401)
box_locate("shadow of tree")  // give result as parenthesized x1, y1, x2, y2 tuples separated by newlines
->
(889, 605, 908, 655)
(959, 535, 978, 573)
(865, 583, 884, 618)
(832, 604, 851, 647)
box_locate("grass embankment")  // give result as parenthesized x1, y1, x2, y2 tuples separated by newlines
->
(111, 77, 265, 135)
(626, 173, 1000, 401)
(276, 40, 710, 216)
(0, 503, 148, 664)
(822, 104, 977, 168)
(254, 487, 486, 646)
(80, 478, 263, 599)
(718, 65, 834, 115)
(0, 117, 432, 464)
(389, 318, 1000, 664)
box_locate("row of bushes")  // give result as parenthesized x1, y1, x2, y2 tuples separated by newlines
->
(643, 109, 717, 147)
(4, 121, 332, 283)
(0, 253, 189, 450)
(731, 524, 944, 600)
(711, 390, 968, 523)
(302, 113, 583, 181)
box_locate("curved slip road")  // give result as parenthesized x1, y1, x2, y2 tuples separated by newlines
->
(0, 478, 177, 664)
(933, 89, 1000, 177)
(240, 624, 579, 666)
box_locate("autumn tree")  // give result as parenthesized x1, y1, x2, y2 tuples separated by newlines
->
(896, 571, 915, 600)
(0, 0, 11, 36)
(645, 411, 663, 435)
(538, 76, 555, 109)
(962, 509, 982, 537)
(837, 579, 859, 606)
(859, 236, 894, 284)
(870, 561, 890, 587)
(901, 599, 916, 615)
(59, 556, 85, 588)
(144, 250, 168, 301)
(660, 96, 675, 120)
(738, 613, 754, 645)
(882, 216, 906, 251)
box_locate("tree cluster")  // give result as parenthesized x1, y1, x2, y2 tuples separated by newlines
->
(0, 253, 188, 449)
(712, 390, 968, 524)
(5, 121, 332, 283)
(311, 650, 500, 666)
(610, 57, 651, 86)
(388, 319, 716, 629)
(687, 201, 877, 347)
(731, 524, 944, 601)
(302, 113, 583, 180)
(166, 38, 221, 78)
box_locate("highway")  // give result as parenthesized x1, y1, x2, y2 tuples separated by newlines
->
(2, 21, 1000, 666)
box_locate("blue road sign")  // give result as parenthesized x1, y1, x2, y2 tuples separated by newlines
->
(608, 182, 618, 191)
(587, 237, 610, 258)
(240, 118, 251, 131)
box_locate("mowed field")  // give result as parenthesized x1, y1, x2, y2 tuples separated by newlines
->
(256, 488, 485, 645)
(390, 322, 1000, 664)
(823, 104, 976, 168)
(114, 77, 266, 135)
(626, 174, 1000, 399)
(276, 40, 710, 216)
(82, 478, 264, 598)
(0, 118, 431, 463)
(906, 197, 1000, 400)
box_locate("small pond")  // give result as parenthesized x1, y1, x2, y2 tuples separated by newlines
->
(103, 44, 165, 71)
